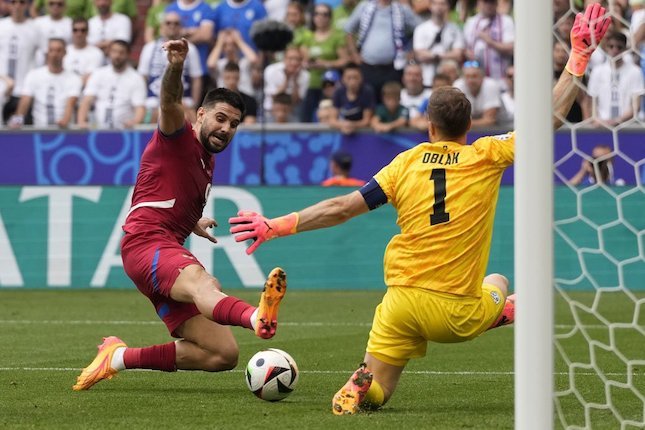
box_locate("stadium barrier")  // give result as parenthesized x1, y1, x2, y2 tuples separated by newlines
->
(0, 186, 642, 290)
(1, 126, 643, 186)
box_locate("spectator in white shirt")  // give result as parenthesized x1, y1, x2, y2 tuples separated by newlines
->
(0, 75, 15, 126)
(586, 32, 644, 126)
(413, 0, 465, 87)
(399, 62, 431, 120)
(463, 0, 514, 82)
(78, 40, 146, 129)
(34, 0, 72, 65)
(138, 12, 203, 123)
(453, 60, 501, 127)
(498, 64, 514, 127)
(0, 0, 40, 122)
(64, 18, 105, 86)
(8, 38, 82, 128)
(436, 59, 460, 85)
(88, 0, 132, 55)
(264, 46, 310, 119)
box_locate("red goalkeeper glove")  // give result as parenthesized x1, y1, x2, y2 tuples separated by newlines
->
(229, 211, 299, 255)
(565, 3, 611, 77)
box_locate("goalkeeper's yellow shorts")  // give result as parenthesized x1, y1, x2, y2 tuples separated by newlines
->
(366, 284, 505, 367)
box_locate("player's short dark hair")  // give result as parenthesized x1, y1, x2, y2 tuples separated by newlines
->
(223, 61, 240, 73)
(110, 39, 131, 52)
(427, 86, 471, 139)
(201, 88, 246, 117)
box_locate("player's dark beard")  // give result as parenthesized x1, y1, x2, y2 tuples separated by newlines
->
(199, 128, 229, 154)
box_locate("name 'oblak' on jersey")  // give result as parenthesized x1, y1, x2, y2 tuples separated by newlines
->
(373, 133, 515, 298)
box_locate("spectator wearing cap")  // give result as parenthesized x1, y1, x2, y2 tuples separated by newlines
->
(453, 60, 501, 127)
(314, 69, 340, 123)
(321, 151, 367, 187)
(296, 2, 349, 122)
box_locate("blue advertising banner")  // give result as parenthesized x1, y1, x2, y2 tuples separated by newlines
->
(1, 128, 643, 185)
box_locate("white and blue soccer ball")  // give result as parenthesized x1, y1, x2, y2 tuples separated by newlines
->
(245, 348, 299, 401)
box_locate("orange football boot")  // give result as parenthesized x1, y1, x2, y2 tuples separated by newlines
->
(255, 267, 287, 339)
(72, 336, 126, 391)
(332, 363, 373, 415)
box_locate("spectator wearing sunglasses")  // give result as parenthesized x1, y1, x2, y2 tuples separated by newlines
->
(64, 17, 105, 86)
(453, 60, 500, 127)
(34, 0, 72, 65)
(586, 31, 644, 126)
(0, 0, 40, 122)
(413, 0, 465, 87)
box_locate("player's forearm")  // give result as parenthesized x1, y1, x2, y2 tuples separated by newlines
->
(160, 63, 184, 107)
(552, 70, 580, 130)
(296, 193, 366, 233)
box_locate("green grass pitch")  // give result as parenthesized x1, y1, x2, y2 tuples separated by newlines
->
(0, 290, 642, 429)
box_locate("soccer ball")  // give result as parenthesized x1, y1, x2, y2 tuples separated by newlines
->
(245, 348, 299, 401)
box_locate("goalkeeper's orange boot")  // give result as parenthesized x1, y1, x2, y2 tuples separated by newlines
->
(491, 294, 515, 329)
(255, 267, 287, 339)
(72, 336, 126, 391)
(332, 363, 373, 415)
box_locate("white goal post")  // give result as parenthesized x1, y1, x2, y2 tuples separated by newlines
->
(514, 1, 554, 430)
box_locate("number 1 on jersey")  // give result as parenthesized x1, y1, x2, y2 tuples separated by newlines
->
(430, 168, 450, 225)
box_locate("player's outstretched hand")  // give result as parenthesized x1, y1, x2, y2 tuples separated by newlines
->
(566, 3, 611, 76)
(163, 38, 189, 66)
(193, 217, 218, 244)
(229, 210, 299, 255)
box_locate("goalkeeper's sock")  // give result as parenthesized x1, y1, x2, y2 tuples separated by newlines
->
(361, 379, 385, 410)
(212, 296, 256, 330)
(123, 342, 177, 372)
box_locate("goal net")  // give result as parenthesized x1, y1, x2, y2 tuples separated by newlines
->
(551, 2, 645, 428)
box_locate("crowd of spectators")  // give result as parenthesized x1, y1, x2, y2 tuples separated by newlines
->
(0, 0, 643, 131)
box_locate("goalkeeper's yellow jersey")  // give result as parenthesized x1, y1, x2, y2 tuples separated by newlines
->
(373, 132, 515, 297)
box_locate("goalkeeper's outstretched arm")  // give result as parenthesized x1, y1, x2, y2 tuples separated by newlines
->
(229, 191, 369, 255)
(551, 2, 610, 130)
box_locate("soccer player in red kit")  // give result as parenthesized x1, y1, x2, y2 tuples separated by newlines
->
(72, 38, 288, 391)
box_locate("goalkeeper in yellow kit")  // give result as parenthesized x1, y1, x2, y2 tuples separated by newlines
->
(229, 3, 610, 415)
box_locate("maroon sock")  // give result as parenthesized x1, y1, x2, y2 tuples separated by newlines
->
(123, 342, 176, 372)
(212, 296, 256, 330)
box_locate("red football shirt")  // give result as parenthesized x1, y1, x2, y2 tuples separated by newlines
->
(123, 121, 214, 244)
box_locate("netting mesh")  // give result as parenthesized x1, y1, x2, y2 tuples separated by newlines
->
(552, 2, 645, 429)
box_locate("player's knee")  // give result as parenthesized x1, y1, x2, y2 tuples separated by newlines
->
(202, 346, 239, 372)
(484, 273, 509, 297)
